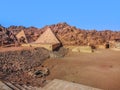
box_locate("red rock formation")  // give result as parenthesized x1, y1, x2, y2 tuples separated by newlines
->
(0, 23, 120, 47)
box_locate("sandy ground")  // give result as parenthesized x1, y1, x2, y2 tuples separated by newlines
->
(43, 49, 120, 90)
(0, 47, 34, 52)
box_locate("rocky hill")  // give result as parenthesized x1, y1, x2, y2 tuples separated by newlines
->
(0, 23, 120, 47)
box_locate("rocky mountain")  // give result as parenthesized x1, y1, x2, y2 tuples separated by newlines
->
(0, 23, 120, 47)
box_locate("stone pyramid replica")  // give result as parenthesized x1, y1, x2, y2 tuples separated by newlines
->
(35, 28, 60, 44)
(16, 30, 28, 43)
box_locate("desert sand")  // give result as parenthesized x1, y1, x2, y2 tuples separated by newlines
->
(43, 49, 120, 90)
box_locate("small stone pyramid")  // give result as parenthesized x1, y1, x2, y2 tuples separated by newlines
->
(35, 28, 60, 44)
(16, 30, 28, 43)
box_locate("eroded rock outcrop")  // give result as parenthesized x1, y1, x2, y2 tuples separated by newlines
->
(0, 23, 120, 47)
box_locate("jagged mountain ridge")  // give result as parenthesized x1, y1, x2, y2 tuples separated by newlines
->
(0, 23, 120, 46)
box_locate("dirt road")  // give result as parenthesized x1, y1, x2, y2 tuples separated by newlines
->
(43, 49, 120, 90)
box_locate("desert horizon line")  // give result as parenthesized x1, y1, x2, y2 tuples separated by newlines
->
(1, 22, 120, 32)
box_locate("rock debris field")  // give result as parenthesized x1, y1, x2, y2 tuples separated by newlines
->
(0, 47, 50, 87)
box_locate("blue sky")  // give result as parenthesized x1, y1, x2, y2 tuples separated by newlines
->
(0, 0, 120, 30)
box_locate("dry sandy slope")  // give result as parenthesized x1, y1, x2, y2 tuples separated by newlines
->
(43, 49, 120, 90)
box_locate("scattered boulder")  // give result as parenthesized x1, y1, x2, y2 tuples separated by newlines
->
(50, 47, 68, 58)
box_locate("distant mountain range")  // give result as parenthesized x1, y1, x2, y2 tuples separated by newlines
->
(0, 22, 120, 47)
